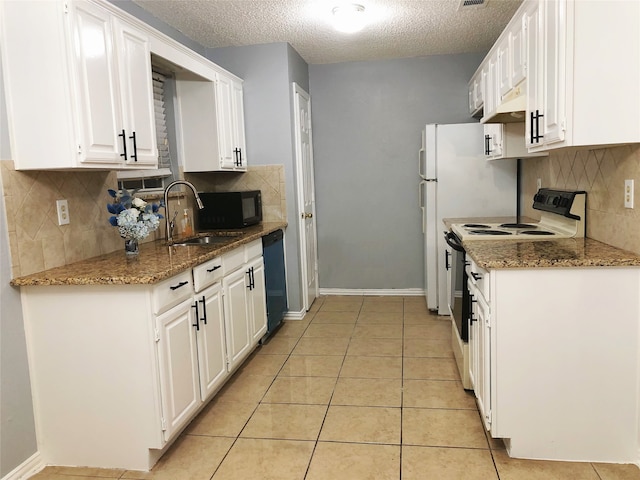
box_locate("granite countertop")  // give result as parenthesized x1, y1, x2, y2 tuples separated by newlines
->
(11, 222, 287, 287)
(443, 216, 640, 269)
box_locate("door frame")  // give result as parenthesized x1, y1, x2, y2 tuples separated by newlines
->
(292, 82, 319, 311)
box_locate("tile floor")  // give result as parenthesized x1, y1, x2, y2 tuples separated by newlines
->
(31, 296, 640, 480)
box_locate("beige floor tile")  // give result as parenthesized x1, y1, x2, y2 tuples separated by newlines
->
(404, 322, 451, 340)
(352, 324, 403, 338)
(347, 338, 403, 357)
(492, 450, 601, 480)
(319, 405, 401, 444)
(262, 376, 337, 404)
(292, 336, 350, 355)
(402, 446, 499, 480)
(360, 302, 403, 314)
(311, 310, 359, 324)
(486, 430, 506, 450)
(593, 463, 640, 480)
(319, 300, 362, 312)
(356, 311, 403, 324)
(214, 373, 273, 404)
(404, 311, 443, 325)
(240, 403, 327, 440)
(237, 353, 287, 376)
(256, 335, 299, 355)
(279, 355, 344, 377)
(363, 296, 403, 304)
(403, 299, 429, 313)
(35, 467, 123, 479)
(306, 442, 400, 480)
(302, 323, 355, 337)
(404, 337, 454, 358)
(340, 355, 402, 379)
(211, 438, 314, 480)
(186, 399, 257, 437)
(122, 435, 234, 479)
(275, 321, 309, 338)
(403, 357, 460, 380)
(322, 295, 364, 303)
(403, 379, 477, 409)
(331, 377, 402, 407)
(402, 408, 488, 449)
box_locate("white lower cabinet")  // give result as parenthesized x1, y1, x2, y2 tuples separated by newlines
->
(19, 241, 268, 471)
(466, 259, 640, 463)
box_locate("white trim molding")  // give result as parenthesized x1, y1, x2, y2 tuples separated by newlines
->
(319, 288, 425, 297)
(1, 452, 44, 480)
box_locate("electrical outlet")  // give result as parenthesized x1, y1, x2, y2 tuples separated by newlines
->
(625, 179, 634, 209)
(56, 199, 70, 225)
(536, 178, 542, 190)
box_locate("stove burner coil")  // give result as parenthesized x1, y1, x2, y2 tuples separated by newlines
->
(463, 224, 491, 229)
(468, 230, 512, 235)
(521, 230, 555, 235)
(499, 223, 537, 228)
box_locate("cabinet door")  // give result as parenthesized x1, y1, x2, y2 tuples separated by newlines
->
(156, 299, 200, 442)
(114, 20, 158, 167)
(510, 13, 526, 88)
(484, 124, 503, 159)
(540, 0, 566, 145)
(476, 295, 491, 431)
(231, 80, 247, 170)
(483, 56, 499, 120)
(468, 281, 478, 390)
(196, 284, 228, 402)
(215, 75, 236, 170)
(222, 267, 252, 372)
(71, 1, 123, 165)
(525, 3, 542, 148)
(248, 258, 268, 343)
(497, 38, 511, 98)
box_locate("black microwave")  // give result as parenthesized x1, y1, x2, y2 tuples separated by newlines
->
(197, 191, 262, 229)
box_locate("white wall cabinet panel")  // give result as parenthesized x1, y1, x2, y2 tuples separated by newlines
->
(0, 0, 158, 169)
(248, 257, 268, 344)
(215, 73, 248, 171)
(156, 298, 201, 442)
(484, 123, 546, 160)
(222, 267, 252, 372)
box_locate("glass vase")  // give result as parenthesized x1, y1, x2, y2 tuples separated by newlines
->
(124, 238, 139, 256)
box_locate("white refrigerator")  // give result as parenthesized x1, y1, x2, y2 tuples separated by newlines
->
(419, 123, 517, 314)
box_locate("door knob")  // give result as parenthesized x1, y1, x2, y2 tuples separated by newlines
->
(301, 212, 313, 219)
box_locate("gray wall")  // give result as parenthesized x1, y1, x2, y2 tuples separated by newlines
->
(0, 52, 38, 478)
(309, 53, 483, 290)
(207, 43, 309, 313)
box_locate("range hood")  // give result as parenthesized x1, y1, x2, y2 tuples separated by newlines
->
(482, 85, 527, 124)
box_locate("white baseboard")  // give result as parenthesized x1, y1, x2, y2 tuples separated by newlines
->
(283, 309, 307, 320)
(319, 288, 425, 297)
(2, 452, 44, 480)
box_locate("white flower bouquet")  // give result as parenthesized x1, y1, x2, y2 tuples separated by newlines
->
(107, 189, 164, 241)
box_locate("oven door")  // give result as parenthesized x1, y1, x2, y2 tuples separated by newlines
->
(444, 231, 468, 342)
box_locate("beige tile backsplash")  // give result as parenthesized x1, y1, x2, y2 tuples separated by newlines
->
(521, 144, 640, 255)
(0, 161, 286, 278)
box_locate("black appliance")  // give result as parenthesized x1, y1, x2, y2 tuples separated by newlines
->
(197, 191, 262, 229)
(444, 231, 469, 342)
(261, 229, 287, 340)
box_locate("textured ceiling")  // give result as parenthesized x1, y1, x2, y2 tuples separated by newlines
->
(132, 0, 523, 64)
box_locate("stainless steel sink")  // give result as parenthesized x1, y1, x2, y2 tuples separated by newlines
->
(172, 232, 243, 246)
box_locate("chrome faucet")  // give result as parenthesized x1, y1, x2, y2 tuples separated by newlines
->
(163, 180, 204, 244)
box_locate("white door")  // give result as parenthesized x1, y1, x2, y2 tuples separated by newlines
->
(222, 267, 252, 372)
(293, 83, 318, 311)
(156, 299, 200, 442)
(196, 283, 228, 402)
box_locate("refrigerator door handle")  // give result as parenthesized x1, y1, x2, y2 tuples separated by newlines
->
(419, 180, 426, 233)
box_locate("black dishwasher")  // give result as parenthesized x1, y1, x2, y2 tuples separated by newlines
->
(261, 229, 287, 340)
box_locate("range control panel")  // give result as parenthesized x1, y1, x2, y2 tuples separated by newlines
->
(532, 189, 587, 219)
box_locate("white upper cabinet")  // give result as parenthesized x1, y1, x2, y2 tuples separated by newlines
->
(177, 72, 248, 173)
(0, 0, 158, 170)
(484, 123, 546, 160)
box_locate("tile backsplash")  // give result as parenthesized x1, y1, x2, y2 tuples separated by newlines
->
(521, 144, 640, 255)
(1, 161, 286, 278)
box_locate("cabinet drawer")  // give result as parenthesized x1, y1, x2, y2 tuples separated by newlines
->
(152, 271, 193, 315)
(193, 257, 223, 293)
(222, 239, 264, 275)
(466, 260, 490, 302)
(245, 239, 262, 261)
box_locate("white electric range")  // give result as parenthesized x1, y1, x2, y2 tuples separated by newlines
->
(451, 189, 586, 241)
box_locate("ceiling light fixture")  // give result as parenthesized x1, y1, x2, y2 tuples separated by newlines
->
(332, 4, 366, 33)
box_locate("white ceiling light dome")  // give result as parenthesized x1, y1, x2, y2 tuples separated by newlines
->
(332, 3, 367, 33)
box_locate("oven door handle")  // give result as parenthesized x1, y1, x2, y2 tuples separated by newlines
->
(444, 231, 465, 252)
